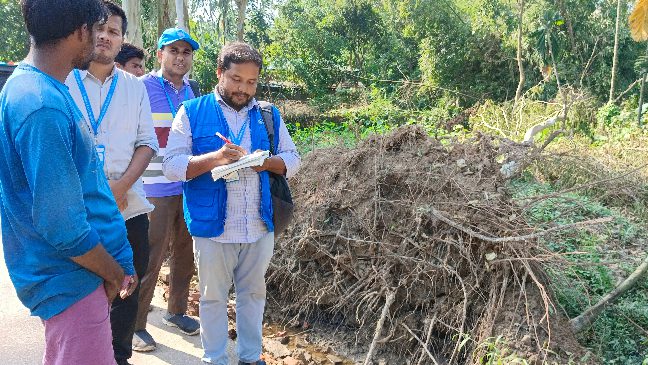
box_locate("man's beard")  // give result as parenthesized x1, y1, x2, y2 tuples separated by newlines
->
(73, 49, 95, 70)
(218, 85, 253, 111)
(93, 52, 115, 65)
(72, 36, 95, 70)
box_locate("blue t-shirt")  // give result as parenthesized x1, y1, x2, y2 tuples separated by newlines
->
(0, 63, 134, 320)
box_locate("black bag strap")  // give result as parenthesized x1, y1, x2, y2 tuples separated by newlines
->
(258, 100, 276, 155)
(188, 79, 201, 97)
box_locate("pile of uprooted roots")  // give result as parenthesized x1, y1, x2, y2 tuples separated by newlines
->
(268, 126, 591, 364)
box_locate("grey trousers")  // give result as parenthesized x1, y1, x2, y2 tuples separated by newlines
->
(194, 232, 274, 365)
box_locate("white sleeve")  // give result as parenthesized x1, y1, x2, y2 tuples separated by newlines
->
(162, 106, 193, 182)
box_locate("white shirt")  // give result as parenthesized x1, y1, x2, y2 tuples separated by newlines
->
(163, 91, 300, 243)
(65, 67, 159, 221)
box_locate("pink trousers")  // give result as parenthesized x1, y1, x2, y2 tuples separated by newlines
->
(42, 284, 116, 365)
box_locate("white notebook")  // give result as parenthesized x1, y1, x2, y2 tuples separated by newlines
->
(211, 150, 270, 181)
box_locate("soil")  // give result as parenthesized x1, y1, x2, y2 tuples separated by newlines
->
(164, 125, 596, 364)
(265, 125, 594, 364)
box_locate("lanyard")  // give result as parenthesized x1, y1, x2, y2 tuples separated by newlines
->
(74, 69, 118, 135)
(159, 77, 190, 118)
(212, 94, 250, 146)
(228, 121, 248, 146)
(21, 64, 85, 121)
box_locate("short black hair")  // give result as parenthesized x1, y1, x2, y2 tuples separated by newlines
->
(103, 0, 127, 36)
(217, 42, 263, 72)
(21, 0, 106, 46)
(115, 43, 145, 66)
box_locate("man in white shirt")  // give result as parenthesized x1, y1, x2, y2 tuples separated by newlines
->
(163, 42, 300, 365)
(65, 2, 158, 365)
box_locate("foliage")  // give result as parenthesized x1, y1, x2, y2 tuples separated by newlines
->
(2, 0, 647, 106)
(0, 0, 29, 62)
(510, 176, 648, 365)
(265, 0, 354, 94)
(191, 24, 221, 91)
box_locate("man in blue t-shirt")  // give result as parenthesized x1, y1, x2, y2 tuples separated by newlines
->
(0, 1, 136, 364)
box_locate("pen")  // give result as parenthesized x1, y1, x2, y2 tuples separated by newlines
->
(215, 132, 233, 144)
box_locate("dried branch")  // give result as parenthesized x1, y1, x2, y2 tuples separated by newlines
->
(427, 207, 612, 243)
(363, 290, 396, 365)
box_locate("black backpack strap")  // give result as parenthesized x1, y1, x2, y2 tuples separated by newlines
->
(258, 100, 276, 155)
(188, 79, 201, 97)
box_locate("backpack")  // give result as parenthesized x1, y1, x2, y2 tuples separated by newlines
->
(188, 79, 201, 97)
(258, 101, 295, 236)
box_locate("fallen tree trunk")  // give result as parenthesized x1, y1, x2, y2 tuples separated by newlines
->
(571, 254, 648, 333)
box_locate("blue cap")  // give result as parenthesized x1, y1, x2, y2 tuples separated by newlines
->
(157, 28, 200, 51)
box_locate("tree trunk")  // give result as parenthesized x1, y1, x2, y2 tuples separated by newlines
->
(234, 0, 248, 42)
(557, 0, 576, 53)
(639, 73, 647, 126)
(514, 0, 526, 103)
(609, 0, 623, 102)
(122, 0, 143, 47)
(548, 34, 568, 129)
(220, 0, 230, 44)
(157, 0, 176, 36)
(571, 254, 648, 333)
(175, 0, 189, 32)
(638, 44, 648, 126)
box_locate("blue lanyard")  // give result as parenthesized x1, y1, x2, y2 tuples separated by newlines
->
(22, 64, 86, 124)
(159, 77, 190, 118)
(229, 121, 248, 145)
(211, 94, 249, 146)
(74, 69, 118, 135)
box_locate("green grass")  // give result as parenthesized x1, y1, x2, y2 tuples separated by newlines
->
(509, 176, 648, 365)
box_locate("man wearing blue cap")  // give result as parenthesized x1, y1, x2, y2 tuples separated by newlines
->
(133, 28, 202, 352)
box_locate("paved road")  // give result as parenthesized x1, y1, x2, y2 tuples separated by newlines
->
(0, 239, 44, 364)
(0, 237, 237, 365)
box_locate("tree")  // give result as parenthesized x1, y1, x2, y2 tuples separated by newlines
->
(123, 0, 143, 47)
(329, 0, 383, 73)
(515, 0, 526, 103)
(0, 0, 28, 62)
(245, 0, 273, 49)
(234, 0, 248, 41)
(158, 0, 176, 36)
(219, 0, 230, 44)
(609, 0, 623, 102)
(175, 0, 189, 31)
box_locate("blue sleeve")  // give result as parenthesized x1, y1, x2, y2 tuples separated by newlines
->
(15, 107, 100, 257)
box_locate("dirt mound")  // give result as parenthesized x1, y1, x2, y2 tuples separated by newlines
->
(268, 125, 591, 364)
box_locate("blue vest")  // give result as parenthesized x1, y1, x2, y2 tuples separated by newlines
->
(182, 94, 274, 238)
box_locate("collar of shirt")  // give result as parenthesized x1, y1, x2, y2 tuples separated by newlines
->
(155, 69, 190, 93)
(76, 66, 118, 85)
(213, 89, 258, 114)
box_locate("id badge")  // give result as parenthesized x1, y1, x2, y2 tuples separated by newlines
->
(96, 144, 106, 168)
(224, 171, 239, 183)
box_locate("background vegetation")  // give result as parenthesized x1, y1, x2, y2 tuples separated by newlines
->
(2, 0, 648, 363)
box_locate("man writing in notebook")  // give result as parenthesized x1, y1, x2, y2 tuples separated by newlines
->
(163, 42, 300, 365)
(133, 28, 202, 352)
(65, 2, 158, 364)
(0, 0, 135, 364)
